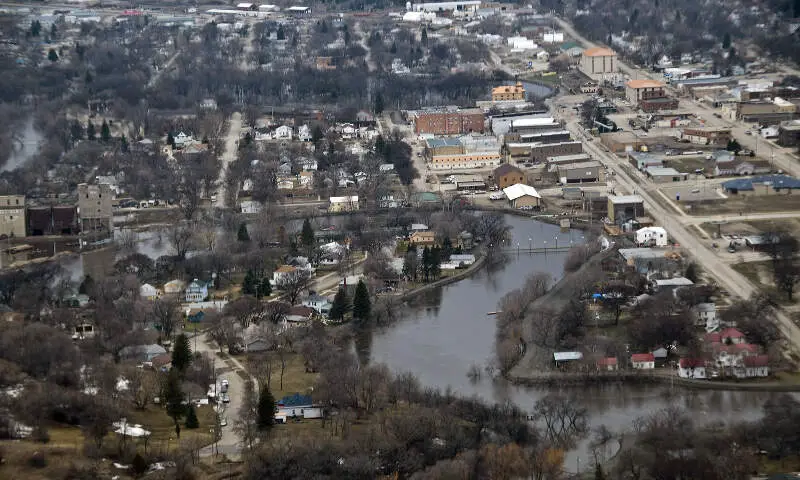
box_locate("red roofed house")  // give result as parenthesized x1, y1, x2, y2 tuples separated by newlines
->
(631, 353, 655, 369)
(719, 328, 746, 345)
(678, 358, 706, 379)
(736, 355, 770, 378)
(596, 357, 618, 371)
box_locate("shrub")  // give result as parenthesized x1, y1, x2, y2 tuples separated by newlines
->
(28, 451, 47, 469)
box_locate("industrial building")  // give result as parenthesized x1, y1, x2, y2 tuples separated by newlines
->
(557, 161, 602, 184)
(77, 183, 113, 235)
(644, 166, 688, 183)
(0, 195, 26, 238)
(493, 163, 526, 189)
(508, 141, 583, 163)
(778, 120, 800, 147)
(579, 47, 617, 80)
(607, 195, 645, 225)
(503, 183, 542, 208)
(411, 108, 485, 135)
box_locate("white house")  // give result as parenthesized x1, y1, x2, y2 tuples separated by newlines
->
(172, 132, 194, 148)
(449, 254, 476, 266)
(636, 226, 668, 247)
(273, 125, 293, 139)
(163, 279, 186, 295)
(379, 163, 395, 173)
(737, 355, 770, 378)
(275, 393, 323, 423)
(302, 294, 332, 316)
(271, 265, 302, 286)
(139, 283, 160, 300)
(240, 200, 262, 214)
(298, 124, 312, 142)
(692, 303, 718, 332)
(631, 353, 655, 369)
(185, 279, 209, 303)
(299, 158, 318, 171)
(678, 358, 707, 379)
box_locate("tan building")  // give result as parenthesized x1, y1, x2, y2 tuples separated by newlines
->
(503, 184, 542, 209)
(579, 47, 617, 79)
(491, 82, 526, 102)
(429, 152, 501, 170)
(77, 183, 113, 234)
(625, 79, 667, 104)
(493, 164, 526, 189)
(0, 195, 25, 238)
(409, 230, 436, 246)
(679, 127, 732, 146)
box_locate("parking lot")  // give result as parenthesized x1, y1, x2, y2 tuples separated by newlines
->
(659, 181, 727, 202)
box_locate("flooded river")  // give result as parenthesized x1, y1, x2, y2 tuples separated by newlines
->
(363, 215, 781, 472)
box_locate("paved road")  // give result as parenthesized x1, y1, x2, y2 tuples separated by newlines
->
(194, 332, 258, 458)
(216, 112, 243, 209)
(680, 211, 800, 225)
(562, 119, 800, 353)
(147, 50, 181, 89)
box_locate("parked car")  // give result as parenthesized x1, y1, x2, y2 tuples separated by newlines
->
(220, 379, 229, 393)
(220, 417, 228, 427)
(222, 393, 230, 404)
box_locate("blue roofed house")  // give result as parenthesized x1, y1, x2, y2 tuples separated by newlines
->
(275, 393, 324, 422)
(185, 279, 209, 303)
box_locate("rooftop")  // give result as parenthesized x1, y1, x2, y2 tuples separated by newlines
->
(583, 47, 616, 57)
(503, 183, 541, 200)
(645, 166, 683, 176)
(426, 137, 462, 148)
(626, 79, 665, 89)
(492, 83, 525, 94)
(511, 117, 557, 128)
(655, 277, 694, 286)
(559, 161, 602, 170)
(608, 195, 644, 204)
(554, 351, 583, 361)
(494, 163, 523, 177)
(618, 247, 673, 260)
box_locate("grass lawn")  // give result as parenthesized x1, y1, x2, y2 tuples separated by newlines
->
(686, 192, 800, 215)
(731, 261, 797, 306)
(247, 352, 318, 400)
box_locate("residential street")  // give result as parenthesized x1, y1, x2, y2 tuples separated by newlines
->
(216, 112, 242, 209)
(194, 331, 258, 459)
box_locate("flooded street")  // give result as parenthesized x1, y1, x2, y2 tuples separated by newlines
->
(364, 215, 781, 472)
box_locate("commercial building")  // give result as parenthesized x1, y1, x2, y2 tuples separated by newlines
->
(0, 195, 25, 238)
(503, 183, 542, 208)
(636, 226, 668, 247)
(528, 141, 583, 163)
(579, 47, 617, 80)
(490, 111, 550, 135)
(77, 183, 113, 234)
(778, 120, 800, 147)
(27, 206, 78, 236)
(493, 163, 526, 189)
(607, 195, 644, 225)
(429, 151, 501, 170)
(412, 108, 485, 135)
(492, 82, 526, 102)
(644, 166, 689, 183)
(628, 151, 663, 171)
(679, 127, 732, 146)
(453, 174, 486, 190)
(557, 161, 602, 184)
(546, 153, 592, 171)
(624, 79, 678, 112)
(425, 137, 464, 156)
(410, 1, 481, 13)
(508, 117, 561, 134)
(737, 100, 797, 125)
(511, 130, 572, 144)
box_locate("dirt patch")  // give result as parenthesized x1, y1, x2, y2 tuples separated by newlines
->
(686, 193, 800, 215)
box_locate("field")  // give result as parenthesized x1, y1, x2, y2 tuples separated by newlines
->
(685, 192, 800, 215)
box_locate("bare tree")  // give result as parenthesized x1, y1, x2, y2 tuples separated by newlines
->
(124, 366, 158, 410)
(168, 224, 195, 259)
(153, 296, 179, 341)
(233, 380, 259, 451)
(275, 269, 312, 304)
(357, 364, 391, 413)
(533, 393, 589, 449)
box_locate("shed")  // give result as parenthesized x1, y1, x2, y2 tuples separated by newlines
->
(503, 183, 542, 208)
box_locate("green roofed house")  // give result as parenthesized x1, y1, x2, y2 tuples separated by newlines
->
(559, 41, 583, 57)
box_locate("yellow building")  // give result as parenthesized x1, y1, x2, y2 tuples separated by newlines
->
(492, 82, 526, 102)
(0, 195, 25, 238)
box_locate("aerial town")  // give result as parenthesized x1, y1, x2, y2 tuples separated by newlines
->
(0, 0, 800, 478)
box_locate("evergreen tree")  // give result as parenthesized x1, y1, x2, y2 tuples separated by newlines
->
(50, 23, 57, 38)
(352, 280, 371, 324)
(726, 139, 742, 154)
(685, 262, 701, 283)
(430, 246, 442, 280)
(167, 132, 175, 147)
(78, 275, 94, 295)
(390, 41, 397, 54)
(258, 277, 272, 298)
(163, 369, 185, 439)
(30, 20, 41, 37)
(374, 91, 385, 115)
(277, 25, 285, 40)
(311, 125, 324, 143)
(344, 29, 350, 45)
(242, 269, 257, 295)
(421, 28, 428, 46)
(257, 385, 277, 431)
(722, 32, 731, 49)
(185, 404, 199, 429)
(301, 218, 315, 253)
(329, 287, 350, 322)
(87, 121, 96, 140)
(595, 464, 606, 480)
(101, 120, 111, 142)
(171, 333, 192, 373)
(70, 121, 84, 141)
(238, 222, 250, 242)
(120, 134, 128, 153)
(421, 246, 431, 282)
(84, 71, 92, 83)
(48, 48, 58, 62)
(441, 236, 453, 260)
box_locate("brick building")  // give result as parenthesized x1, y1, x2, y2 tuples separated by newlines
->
(625, 79, 678, 112)
(413, 108, 485, 135)
(493, 163, 526, 189)
(507, 141, 583, 163)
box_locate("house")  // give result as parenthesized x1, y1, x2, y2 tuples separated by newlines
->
(72, 323, 95, 340)
(150, 353, 172, 372)
(739, 355, 770, 378)
(338, 275, 363, 296)
(299, 158, 318, 171)
(284, 306, 315, 324)
(503, 183, 542, 209)
(302, 294, 332, 316)
(449, 254, 476, 266)
(596, 357, 618, 371)
(493, 164, 526, 189)
(678, 358, 707, 379)
(636, 227, 668, 247)
(276, 393, 323, 421)
(120, 344, 168, 363)
(653, 277, 694, 292)
(719, 327, 746, 344)
(271, 265, 298, 286)
(631, 353, 655, 369)
(298, 125, 312, 142)
(458, 231, 474, 250)
(410, 223, 429, 232)
(273, 125, 293, 139)
(172, 132, 194, 148)
(277, 178, 295, 190)
(409, 230, 437, 247)
(652, 347, 669, 366)
(379, 163, 395, 174)
(240, 200, 262, 214)
(139, 283, 160, 300)
(692, 303, 719, 332)
(185, 279, 209, 303)
(163, 279, 186, 295)
(329, 196, 359, 213)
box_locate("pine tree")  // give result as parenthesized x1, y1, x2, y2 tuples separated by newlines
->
(301, 218, 315, 253)
(256, 385, 277, 431)
(101, 120, 111, 142)
(595, 464, 606, 480)
(421, 28, 428, 46)
(352, 280, 371, 324)
(242, 269, 257, 295)
(259, 277, 272, 298)
(87, 121, 96, 140)
(441, 236, 453, 260)
(30, 20, 41, 37)
(344, 29, 350, 45)
(185, 404, 199, 429)
(120, 134, 128, 153)
(421, 246, 431, 282)
(238, 222, 250, 242)
(374, 91, 385, 115)
(50, 23, 57, 38)
(277, 25, 285, 40)
(47, 48, 58, 62)
(430, 246, 442, 280)
(171, 333, 192, 373)
(167, 132, 175, 147)
(329, 287, 350, 322)
(163, 369, 185, 439)
(722, 32, 731, 49)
